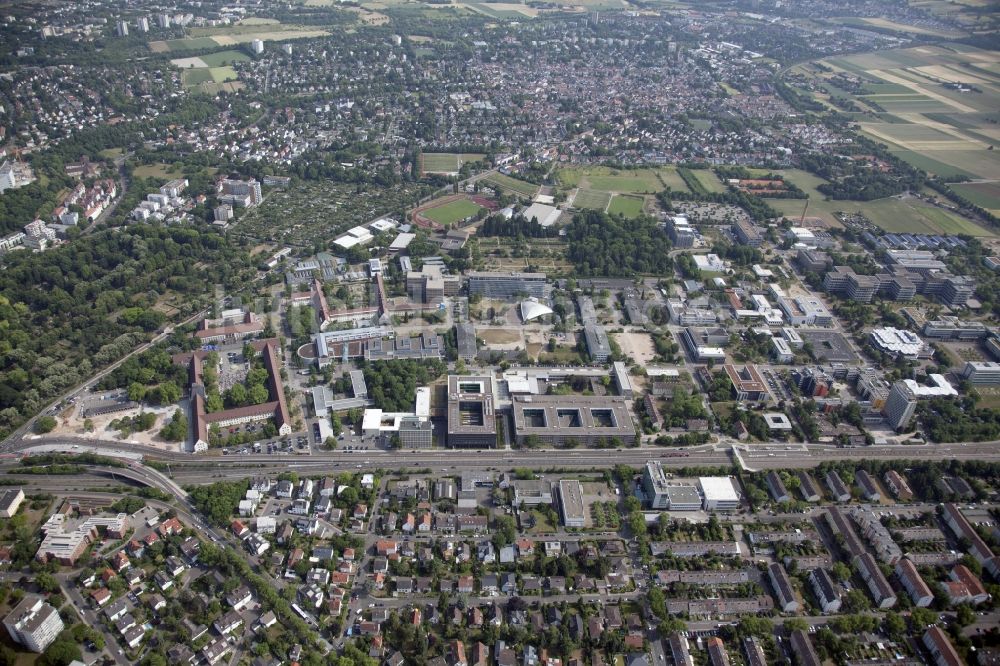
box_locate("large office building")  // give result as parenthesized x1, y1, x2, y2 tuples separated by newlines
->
(467, 271, 550, 299)
(3, 597, 64, 653)
(884, 381, 917, 430)
(583, 324, 611, 363)
(406, 264, 461, 304)
(667, 216, 696, 248)
(962, 361, 1000, 386)
(446, 376, 497, 448)
(643, 461, 671, 509)
(724, 364, 771, 403)
(732, 219, 762, 247)
(884, 375, 957, 429)
(511, 395, 634, 447)
(699, 477, 740, 511)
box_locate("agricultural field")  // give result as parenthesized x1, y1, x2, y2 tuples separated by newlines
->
(830, 16, 967, 38)
(462, 3, 541, 18)
(483, 173, 540, 198)
(572, 189, 612, 211)
(860, 195, 994, 236)
(802, 45, 1000, 181)
(420, 198, 484, 226)
(420, 152, 485, 174)
(951, 182, 1000, 215)
(607, 195, 645, 218)
(150, 22, 329, 52)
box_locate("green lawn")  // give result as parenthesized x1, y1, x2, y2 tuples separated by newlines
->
(199, 50, 250, 66)
(422, 153, 459, 173)
(572, 189, 612, 210)
(483, 173, 539, 198)
(691, 169, 726, 193)
(607, 195, 645, 218)
(421, 199, 484, 225)
(133, 163, 183, 179)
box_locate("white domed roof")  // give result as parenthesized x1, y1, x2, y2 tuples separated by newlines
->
(520, 300, 554, 322)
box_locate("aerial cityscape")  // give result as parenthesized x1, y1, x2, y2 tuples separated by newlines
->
(0, 0, 999, 665)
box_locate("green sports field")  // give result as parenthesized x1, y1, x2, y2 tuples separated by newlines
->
(607, 195, 645, 218)
(421, 152, 485, 174)
(572, 189, 612, 210)
(421, 199, 484, 225)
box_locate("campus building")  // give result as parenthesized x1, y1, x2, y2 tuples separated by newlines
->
(175, 339, 292, 452)
(406, 264, 461, 304)
(467, 271, 550, 299)
(446, 376, 497, 448)
(724, 364, 771, 403)
(510, 395, 634, 447)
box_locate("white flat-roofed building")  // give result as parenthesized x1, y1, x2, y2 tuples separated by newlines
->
(699, 477, 740, 511)
(666, 484, 702, 511)
(612, 361, 633, 398)
(693, 254, 728, 272)
(558, 479, 586, 527)
(389, 232, 415, 252)
(771, 336, 793, 363)
(521, 203, 561, 227)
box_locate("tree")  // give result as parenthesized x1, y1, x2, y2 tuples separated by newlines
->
(160, 409, 188, 442)
(35, 572, 59, 593)
(83, 418, 94, 432)
(128, 382, 146, 402)
(249, 383, 269, 405)
(330, 413, 342, 436)
(785, 618, 809, 633)
(35, 416, 56, 434)
(38, 639, 82, 666)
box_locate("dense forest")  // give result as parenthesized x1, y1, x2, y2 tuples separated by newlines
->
(566, 210, 674, 276)
(0, 225, 255, 438)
